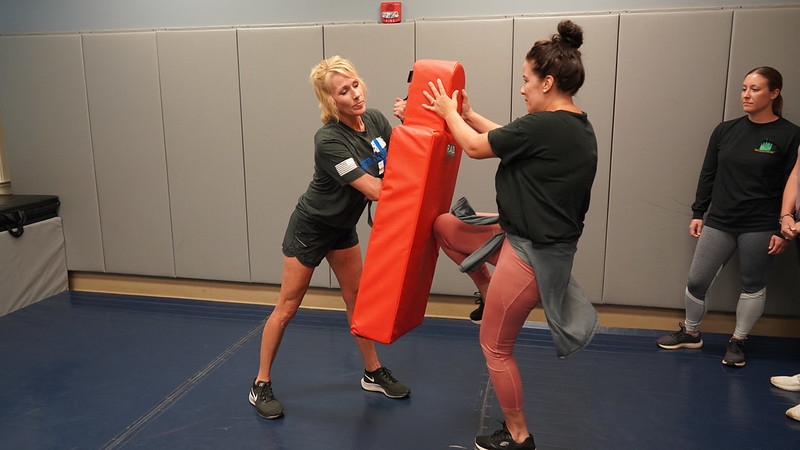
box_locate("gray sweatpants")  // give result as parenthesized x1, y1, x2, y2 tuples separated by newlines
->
(683, 226, 773, 339)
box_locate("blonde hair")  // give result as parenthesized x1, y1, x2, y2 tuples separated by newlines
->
(310, 56, 367, 123)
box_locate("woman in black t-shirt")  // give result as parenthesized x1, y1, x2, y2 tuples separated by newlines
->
(248, 56, 410, 421)
(424, 20, 597, 450)
(656, 66, 800, 367)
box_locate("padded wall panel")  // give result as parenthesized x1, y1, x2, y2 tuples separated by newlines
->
(323, 22, 415, 289)
(0, 35, 104, 271)
(82, 32, 175, 277)
(323, 22, 415, 127)
(414, 18, 513, 296)
(709, 7, 800, 316)
(238, 26, 329, 287)
(512, 15, 619, 304)
(727, 7, 800, 123)
(604, 10, 733, 308)
(157, 29, 250, 282)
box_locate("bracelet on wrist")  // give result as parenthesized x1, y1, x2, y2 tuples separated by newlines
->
(780, 213, 795, 223)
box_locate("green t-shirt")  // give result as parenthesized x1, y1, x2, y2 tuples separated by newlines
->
(488, 110, 597, 245)
(295, 109, 392, 229)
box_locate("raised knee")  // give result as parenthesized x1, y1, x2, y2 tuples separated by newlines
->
(432, 213, 457, 237)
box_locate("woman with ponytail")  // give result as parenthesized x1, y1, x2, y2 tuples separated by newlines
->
(424, 20, 597, 450)
(656, 66, 800, 368)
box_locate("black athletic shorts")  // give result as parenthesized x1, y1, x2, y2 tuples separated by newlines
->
(281, 210, 359, 268)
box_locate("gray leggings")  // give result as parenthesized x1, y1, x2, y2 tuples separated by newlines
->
(684, 226, 773, 339)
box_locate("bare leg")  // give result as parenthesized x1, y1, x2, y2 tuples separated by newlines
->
(256, 256, 314, 382)
(327, 244, 382, 371)
(503, 410, 531, 444)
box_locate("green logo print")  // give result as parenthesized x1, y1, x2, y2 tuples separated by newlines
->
(755, 140, 775, 153)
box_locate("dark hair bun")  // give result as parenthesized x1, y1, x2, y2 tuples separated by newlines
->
(557, 20, 583, 50)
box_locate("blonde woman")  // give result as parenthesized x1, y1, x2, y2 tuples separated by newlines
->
(249, 56, 410, 420)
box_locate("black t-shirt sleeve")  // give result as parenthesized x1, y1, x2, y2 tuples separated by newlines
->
(488, 115, 544, 163)
(691, 122, 723, 219)
(315, 137, 368, 186)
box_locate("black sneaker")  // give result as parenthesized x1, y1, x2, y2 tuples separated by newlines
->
(656, 323, 703, 349)
(360, 366, 411, 398)
(470, 293, 484, 324)
(249, 379, 284, 419)
(475, 422, 536, 450)
(722, 338, 746, 367)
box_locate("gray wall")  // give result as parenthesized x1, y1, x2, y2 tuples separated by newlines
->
(1, 5, 799, 316)
(1, 0, 798, 33)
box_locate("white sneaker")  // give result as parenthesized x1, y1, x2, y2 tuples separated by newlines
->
(770, 374, 800, 392)
(787, 404, 800, 422)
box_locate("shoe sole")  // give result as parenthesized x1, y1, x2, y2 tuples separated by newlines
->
(769, 377, 800, 391)
(657, 340, 703, 350)
(248, 392, 284, 419)
(475, 439, 533, 450)
(360, 379, 410, 399)
(721, 358, 745, 367)
(470, 319, 482, 325)
(770, 382, 800, 392)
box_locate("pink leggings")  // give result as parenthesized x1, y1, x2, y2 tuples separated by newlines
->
(433, 213, 541, 412)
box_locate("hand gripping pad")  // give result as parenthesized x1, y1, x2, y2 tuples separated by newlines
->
(351, 60, 465, 343)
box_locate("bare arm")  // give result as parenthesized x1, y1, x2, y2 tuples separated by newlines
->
(393, 97, 406, 122)
(422, 79, 496, 160)
(441, 108, 494, 159)
(349, 173, 382, 201)
(459, 89, 502, 133)
(780, 157, 798, 239)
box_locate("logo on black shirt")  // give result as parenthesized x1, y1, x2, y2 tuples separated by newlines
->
(361, 137, 388, 175)
(754, 139, 776, 153)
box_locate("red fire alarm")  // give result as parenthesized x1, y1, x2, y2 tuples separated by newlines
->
(381, 2, 402, 23)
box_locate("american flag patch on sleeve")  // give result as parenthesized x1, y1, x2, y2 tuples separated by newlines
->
(335, 157, 358, 177)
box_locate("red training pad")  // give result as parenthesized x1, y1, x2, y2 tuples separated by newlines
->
(351, 59, 465, 344)
(403, 61, 464, 129)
